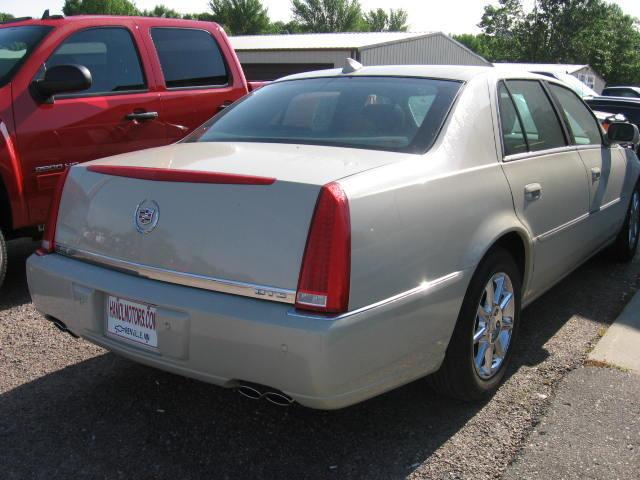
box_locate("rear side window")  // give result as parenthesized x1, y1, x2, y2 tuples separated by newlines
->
(548, 84, 602, 145)
(150, 28, 228, 88)
(498, 83, 527, 155)
(44, 27, 145, 95)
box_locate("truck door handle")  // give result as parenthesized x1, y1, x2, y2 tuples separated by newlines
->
(524, 183, 542, 201)
(126, 111, 158, 121)
(591, 167, 601, 182)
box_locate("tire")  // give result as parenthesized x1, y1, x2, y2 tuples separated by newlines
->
(429, 247, 521, 401)
(0, 227, 6, 289)
(612, 185, 640, 262)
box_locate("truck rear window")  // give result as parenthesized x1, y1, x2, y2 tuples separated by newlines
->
(185, 76, 462, 154)
(0, 25, 52, 87)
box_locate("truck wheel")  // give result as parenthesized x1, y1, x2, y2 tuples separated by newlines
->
(0, 227, 6, 288)
(612, 186, 640, 262)
(429, 247, 521, 401)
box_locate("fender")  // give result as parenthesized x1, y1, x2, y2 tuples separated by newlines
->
(0, 120, 29, 230)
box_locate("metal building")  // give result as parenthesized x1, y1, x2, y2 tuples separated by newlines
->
(494, 63, 606, 94)
(229, 32, 491, 81)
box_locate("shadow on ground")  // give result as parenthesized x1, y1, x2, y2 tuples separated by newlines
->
(0, 239, 638, 479)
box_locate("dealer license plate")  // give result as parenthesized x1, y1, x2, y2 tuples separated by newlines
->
(106, 296, 158, 348)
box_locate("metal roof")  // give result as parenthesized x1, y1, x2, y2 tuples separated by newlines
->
(229, 31, 439, 51)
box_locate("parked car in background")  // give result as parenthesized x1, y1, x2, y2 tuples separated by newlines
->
(0, 14, 257, 286)
(586, 96, 640, 152)
(602, 86, 640, 98)
(28, 65, 640, 409)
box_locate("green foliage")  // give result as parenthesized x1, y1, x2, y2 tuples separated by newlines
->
(208, 0, 270, 35)
(0, 12, 15, 22)
(363, 8, 408, 32)
(291, 0, 362, 33)
(462, 0, 640, 85)
(140, 5, 181, 18)
(62, 0, 139, 16)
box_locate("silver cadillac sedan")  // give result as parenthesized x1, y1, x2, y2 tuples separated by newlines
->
(27, 64, 640, 409)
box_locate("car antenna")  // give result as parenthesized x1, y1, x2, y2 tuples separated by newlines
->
(342, 58, 363, 74)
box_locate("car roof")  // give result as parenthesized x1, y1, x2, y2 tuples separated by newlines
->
(0, 15, 219, 28)
(604, 86, 640, 91)
(275, 65, 557, 83)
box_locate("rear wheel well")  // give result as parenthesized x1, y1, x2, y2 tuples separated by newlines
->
(489, 232, 526, 283)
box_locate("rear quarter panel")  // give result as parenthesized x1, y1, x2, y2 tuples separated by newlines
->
(341, 76, 528, 311)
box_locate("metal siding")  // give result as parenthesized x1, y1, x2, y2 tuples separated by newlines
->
(360, 34, 488, 66)
(237, 49, 349, 68)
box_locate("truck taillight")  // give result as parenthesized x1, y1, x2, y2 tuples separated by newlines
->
(295, 182, 351, 313)
(36, 167, 70, 256)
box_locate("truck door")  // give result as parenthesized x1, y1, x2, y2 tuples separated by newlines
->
(12, 24, 164, 225)
(140, 24, 247, 143)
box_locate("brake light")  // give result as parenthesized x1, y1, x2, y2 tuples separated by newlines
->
(36, 167, 70, 256)
(296, 182, 351, 313)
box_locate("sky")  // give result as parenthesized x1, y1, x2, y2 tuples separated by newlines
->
(3, 0, 640, 34)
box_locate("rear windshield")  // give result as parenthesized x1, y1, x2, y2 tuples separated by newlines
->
(0, 25, 52, 86)
(185, 76, 462, 153)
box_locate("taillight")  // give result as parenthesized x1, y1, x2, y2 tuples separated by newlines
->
(296, 182, 351, 313)
(36, 167, 70, 256)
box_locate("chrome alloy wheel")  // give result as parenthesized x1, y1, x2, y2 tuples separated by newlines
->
(473, 272, 515, 380)
(629, 190, 640, 247)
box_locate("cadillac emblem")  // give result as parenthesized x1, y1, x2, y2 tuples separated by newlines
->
(134, 200, 160, 234)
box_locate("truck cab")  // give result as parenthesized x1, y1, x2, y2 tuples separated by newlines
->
(0, 15, 250, 285)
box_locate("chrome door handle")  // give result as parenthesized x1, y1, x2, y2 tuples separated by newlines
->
(591, 167, 601, 182)
(126, 111, 158, 121)
(524, 183, 542, 201)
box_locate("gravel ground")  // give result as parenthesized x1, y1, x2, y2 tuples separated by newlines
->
(1, 239, 639, 480)
(504, 366, 640, 480)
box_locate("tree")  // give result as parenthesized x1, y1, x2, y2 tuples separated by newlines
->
(388, 9, 408, 32)
(208, 0, 270, 35)
(463, 0, 640, 85)
(0, 12, 15, 22)
(291, 0, 362, 33)
(363, 8, 408, 32)
(62, 0, 139, 16)
(140, 5, 181, 18)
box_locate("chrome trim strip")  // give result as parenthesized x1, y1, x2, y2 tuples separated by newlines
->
(55, 245, 296, 304)
(288, 271, 463, 320)
(536, 213, 589, 242)
(599, 197, 621, 212)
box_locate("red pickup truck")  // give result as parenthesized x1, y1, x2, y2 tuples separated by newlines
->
(0, 15, 256, 285)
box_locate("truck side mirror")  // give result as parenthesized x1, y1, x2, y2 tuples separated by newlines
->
(607, 122, 640, 150)
(32, 64, 92, 103)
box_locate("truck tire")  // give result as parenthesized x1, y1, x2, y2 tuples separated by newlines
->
(0, 227, 6, 289)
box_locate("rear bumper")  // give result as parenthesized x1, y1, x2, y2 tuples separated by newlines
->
(27, 253, 469, 409)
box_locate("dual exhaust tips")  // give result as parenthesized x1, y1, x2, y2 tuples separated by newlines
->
(236, 382, 295, 407)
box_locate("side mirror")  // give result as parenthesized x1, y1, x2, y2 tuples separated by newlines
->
(32, 64, 92, 103)
(608, 122, 640, 150)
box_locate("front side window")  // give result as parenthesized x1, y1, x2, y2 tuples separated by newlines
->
(184, 76, 462, 154)
(44, 27, 145, 95)
(548, 84, 602, 146)
(150, 28, 228, 88)
(503, 80, 566, 153)
(0, 26, 52, 86)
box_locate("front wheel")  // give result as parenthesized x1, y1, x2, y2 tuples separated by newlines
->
(612, 186, 640, 262)
(429, 248, 521, 401)
(0, 227, 6, 289)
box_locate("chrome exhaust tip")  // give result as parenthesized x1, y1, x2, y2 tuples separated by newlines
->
(45, 315, 79, 338)
(236, 382, 294, 407)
